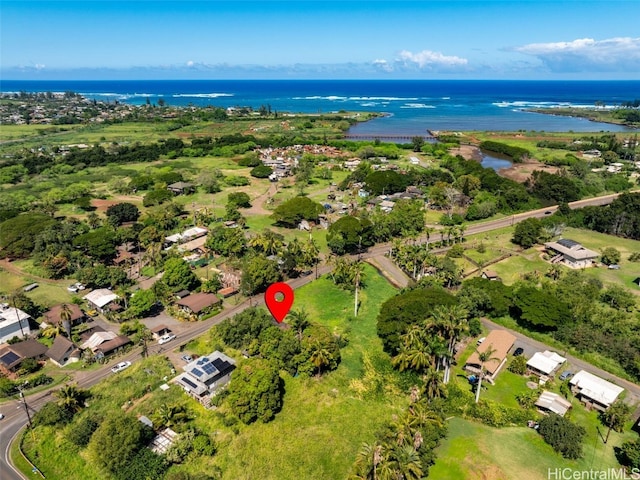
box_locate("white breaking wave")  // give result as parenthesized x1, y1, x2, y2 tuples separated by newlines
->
(400, 103, 436, 109)
(493, 100, 612, 109)
(173, 93, 234, 98)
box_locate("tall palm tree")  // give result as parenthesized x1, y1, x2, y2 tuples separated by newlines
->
(422, 367, 446, 400)
(427, 305, 469, 383)
(59, 303, 73, 338)
(475, 345, 499, 403)
(352, 443, 384, 480)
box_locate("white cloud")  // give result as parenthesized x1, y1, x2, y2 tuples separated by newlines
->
(396, 49, 468, 68)
(513, 37, 640, 72)
(35, 64, 46, 70)
(186, 60, 194, 67)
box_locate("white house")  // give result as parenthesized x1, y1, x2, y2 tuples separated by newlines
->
(535, 391, 573, 416)
(165, 226, 208, 245)
(0, 303, 31, 343)
(83, 289, 119, 314)
(569, 370, 624, 411)
(174, 351, 236, 406)
(527, 351, 566, 377)
(545, 239, 599, 269)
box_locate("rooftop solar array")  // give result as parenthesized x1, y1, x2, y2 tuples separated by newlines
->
(191, 368, 204, 378)
(181, 376, 199, 389)
(212, 358, 235, 376)
(0, 351, 20, 366)
(557, 239, 580, 248)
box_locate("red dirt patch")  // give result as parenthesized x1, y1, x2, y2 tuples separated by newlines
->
(91, 196, 143, 212)
(498, 160, 559, 183)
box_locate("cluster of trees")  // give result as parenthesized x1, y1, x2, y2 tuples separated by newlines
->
(563, 193, 640, 240)
(271, 196, 324, 228)
(479, 141, 530, 162)
(537, 414, 586, 459)
(350, 401, 447, 480)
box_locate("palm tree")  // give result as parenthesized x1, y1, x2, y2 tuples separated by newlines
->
(422, 367, 446, 400)
(288, 308, 309, 341)
(55, 384, 86, 412)
(310, 343, 331, 378)
(352, 443, 384, 480)
(388, 445, 423, 480)
(144, 241, 163, 269)
(427, 305, 469, 383)
(153, 403, 187, 428)
(59, 303, 73, 338)
(135, 327, 153, 358)
(475, 345, 499, 403)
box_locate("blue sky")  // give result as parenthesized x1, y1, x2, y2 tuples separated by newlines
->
(2, 0, 639, 80)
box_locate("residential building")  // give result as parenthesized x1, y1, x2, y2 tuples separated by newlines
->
(544, 239, 599, 269)
(535, 391, 572, 416)
(569, 370, 624, 411)
(176, 292, 221, 317)
(46, 335, 80, 367)
(0, 303, 31, 343)
(42, 304, 85, 328)
(481, 271, 501, 281)
(83, 289, 119, 314)
(465, 330, 516, 383)
(174, 351, 236, 406)
(0, 339, 48, 372)
(165, 226, 208, 245)
(527, 351, 566, 377)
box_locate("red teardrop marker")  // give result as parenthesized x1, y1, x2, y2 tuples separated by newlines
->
(265, 282, 294, 323)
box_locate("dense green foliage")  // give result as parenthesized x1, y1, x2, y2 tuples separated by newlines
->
(240, 254, 282, 295)
(377, 287, 457, 354)
(271, 196, 324, 228)
(537, 414, 585, 459)
(105, 202, 140, 226)
(326, 215, 374, 255)
(0, 213, 57, 258)
(226, 358, 284, 424)
(479, 141, 530, 162)
(162, 257, 200, 292)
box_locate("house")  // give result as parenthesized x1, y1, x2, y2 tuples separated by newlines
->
(176, 236, 208, 256)
(0, 339, 48, 372)
(464, 330, 516, 383)
(81, 330, 118, 350)
(176, 292, 221, 317)
(94, 335, 131, 358)
(535, 391, 573, 416)
(83, 289, 119, 314)
(167, 181, 195, 195)
(0, 303, 32, 343)
(151, 325, 173, 340)
(218, 286, 238, 298)
(569, 370, 624, 411)
(46, 335, 80, 367)
(481, 271, 501, 281)
(42, 304, 85, 329)
(544, 239, 599, 269)
(526, 351, 566, 377)
(165, 226, 208, 245)
(174, 351, 236, 405)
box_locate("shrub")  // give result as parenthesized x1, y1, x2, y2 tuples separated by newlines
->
(538, 413, 585, 459)
(508, 355, 528, 375)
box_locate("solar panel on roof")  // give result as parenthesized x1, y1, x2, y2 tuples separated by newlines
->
(212, 358, 234, 375)
(191, 368, 204, 377)
(181, 376, 199, 389)
(558, 239, 579, 248)
(197, 357, 208, 365)
(0, 351, 20, 366)
(201, 362, 218, 375)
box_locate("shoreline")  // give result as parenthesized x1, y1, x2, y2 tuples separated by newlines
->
(526, 108, 639, 129)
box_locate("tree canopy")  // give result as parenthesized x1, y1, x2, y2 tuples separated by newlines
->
(271, 196, 324, 228)
(326, 215, 374, 255)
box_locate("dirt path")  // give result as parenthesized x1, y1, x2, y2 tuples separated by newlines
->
(0, 259, 67, 286)
(245, 183, 277, 216)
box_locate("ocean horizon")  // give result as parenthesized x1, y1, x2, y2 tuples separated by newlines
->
(2, 79, 638, 133)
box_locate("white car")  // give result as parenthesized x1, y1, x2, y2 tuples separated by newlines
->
(67, 282, 85, 293)
(0, 413, 4, 420)
(111, 361, 131, 373)
(158, 334, 176, 345)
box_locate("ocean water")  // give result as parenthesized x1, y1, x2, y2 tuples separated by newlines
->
(1, 79, 638, 133)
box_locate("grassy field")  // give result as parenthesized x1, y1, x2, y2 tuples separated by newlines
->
(18, 264, 408, 480)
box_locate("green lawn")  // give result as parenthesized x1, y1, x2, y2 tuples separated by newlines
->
(18, 265, 408, 480)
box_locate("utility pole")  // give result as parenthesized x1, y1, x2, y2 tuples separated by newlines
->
(20, 389, 33, 430)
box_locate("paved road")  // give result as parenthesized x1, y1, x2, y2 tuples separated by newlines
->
(0, 190, 633, 479)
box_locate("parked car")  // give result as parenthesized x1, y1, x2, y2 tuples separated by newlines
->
(513, 347, 524, 356)
(181, 354, 193, 363)
(111, 361, 131, 373)
(86, 309, 98, 317)
(476, 337, 486, 346)
(67, 282, 85, 293)
(0, 412, 5, 420)
(158, 333, 176, 345)
(559, 371, 574, 381)
(544, 210, 553, 215)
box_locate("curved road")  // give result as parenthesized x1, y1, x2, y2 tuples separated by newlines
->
(0, 191, 634, 479)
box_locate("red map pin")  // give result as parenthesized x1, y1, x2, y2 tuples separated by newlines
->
(265, 282, 294, 323)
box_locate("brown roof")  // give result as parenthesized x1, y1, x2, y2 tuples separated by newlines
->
(5, 338, 48, 360)
(46, 335, 78, 364)
(96, 335, 131, 355)
(466, 330, 516, 375)
(43, 304, 84, 325)
(482, 271, 499, 279)
(151, 324, 172, 334)
(176, 292, 221, 314)
(218, 287, 238, 297)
